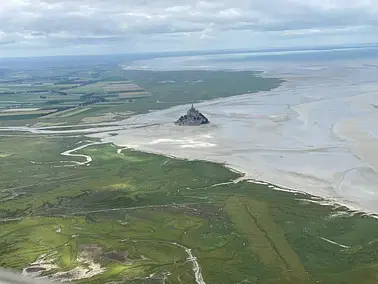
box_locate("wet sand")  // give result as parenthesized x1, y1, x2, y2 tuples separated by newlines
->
(93, 60, 378, 213)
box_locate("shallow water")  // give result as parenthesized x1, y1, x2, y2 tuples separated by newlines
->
(95, 56, 378, 213)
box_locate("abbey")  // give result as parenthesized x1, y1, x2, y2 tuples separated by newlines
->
(175, 104, 209, 126)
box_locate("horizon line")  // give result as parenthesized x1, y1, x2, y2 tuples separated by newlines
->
(1, 42, 378, 60)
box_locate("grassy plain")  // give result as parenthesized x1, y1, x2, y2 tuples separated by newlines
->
(120, 70, 282, 113)
(2, 135, 378, 283)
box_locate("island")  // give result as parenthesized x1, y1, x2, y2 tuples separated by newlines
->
(175, 104, 210, 125)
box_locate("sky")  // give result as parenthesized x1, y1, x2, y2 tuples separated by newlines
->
(0, 0, 378, 57)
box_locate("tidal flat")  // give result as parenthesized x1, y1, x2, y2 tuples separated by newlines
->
(97, 58, 378, 214)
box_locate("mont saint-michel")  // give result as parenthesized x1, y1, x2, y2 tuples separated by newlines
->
(175, 104, 210, 126)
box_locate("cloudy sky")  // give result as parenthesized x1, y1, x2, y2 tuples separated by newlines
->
(0, 0, 377, 57)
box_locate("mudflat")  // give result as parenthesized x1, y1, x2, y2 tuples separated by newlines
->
(97, 59, 378, 214)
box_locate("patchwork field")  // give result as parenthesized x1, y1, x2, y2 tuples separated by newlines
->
(0, 62, 150, 126)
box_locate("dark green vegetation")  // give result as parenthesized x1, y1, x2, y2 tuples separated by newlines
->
(0, 57, 281, 127)
(118, 70, 282, 113)
(2, 135, 378, 284)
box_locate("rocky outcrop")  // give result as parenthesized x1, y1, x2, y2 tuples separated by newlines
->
(175, 104, 209, 126)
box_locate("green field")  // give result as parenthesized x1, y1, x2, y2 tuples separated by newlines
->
(1, 135, 378, 283)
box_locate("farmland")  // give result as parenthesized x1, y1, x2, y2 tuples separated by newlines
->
(0, 58, 150, 126)
(0, 76, 149, 126)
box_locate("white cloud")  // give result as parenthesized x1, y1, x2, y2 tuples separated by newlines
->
(0, 0, 378, 56)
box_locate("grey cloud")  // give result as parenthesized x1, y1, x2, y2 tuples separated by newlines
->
(0, 0, 378, 52)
